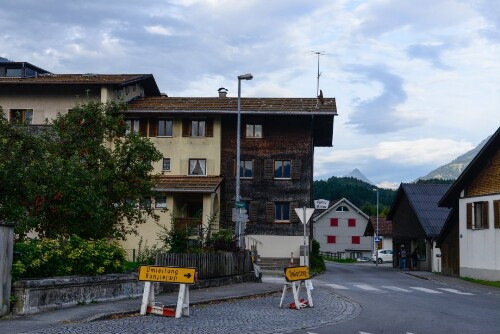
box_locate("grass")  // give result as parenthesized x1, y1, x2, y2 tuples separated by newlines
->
(461, 277, 500, 289)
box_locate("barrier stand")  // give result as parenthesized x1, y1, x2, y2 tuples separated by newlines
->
(138, 265, 196, 318)
(279, 266, 313, 310)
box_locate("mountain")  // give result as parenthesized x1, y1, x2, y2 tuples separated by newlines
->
(0, 57, 10, 62)
(418, 136, 490, 181)
(345, 168, 373, 184)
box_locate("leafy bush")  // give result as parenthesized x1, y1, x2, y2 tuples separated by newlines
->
(205, 229, 239, 252)
(310, 239, 326, 273)
(12, 235, 126, 281)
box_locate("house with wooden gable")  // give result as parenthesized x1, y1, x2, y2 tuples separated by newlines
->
(125, 91, 337, 262)
(438, 127, 500, 280)
(365, 217, 393, 253)
(313, 198, 372, 259)
(388, 184, 451, 271)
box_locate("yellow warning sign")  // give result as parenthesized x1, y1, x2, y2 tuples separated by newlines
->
(284, 266, 310, 282)
(138, 266, 196, 284)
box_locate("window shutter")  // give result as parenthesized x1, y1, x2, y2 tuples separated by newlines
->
(226, 159, 235, 178)
(494, 200, 500, 229)
(330, 218, 338, 227)
(206, 118, 214, 137)
(290, 201, 298, 223)
(466, 203, 472, 229)
(139, 119, 148, 137)
(263, 159, 273, 180)
(253, 159, 261, 180)
(265, 202, 274, 223)
(292, 160, 301, 180)
(182, 118, 190, 137)
(348, 218, 356, 227)
(149, 119, 157, 137)
(249, 201, 259, 222)
(226, 201, 234, 222)
(483, 201, 489, 229)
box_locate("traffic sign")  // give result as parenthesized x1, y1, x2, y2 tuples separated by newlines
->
(235, 201, 246, 208)
(284, 266, 310, 282)
(138, 266, 196, 284)
(294, 208, 315, 224)
(374, 236, 381, 242)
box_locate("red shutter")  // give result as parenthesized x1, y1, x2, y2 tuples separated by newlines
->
(348, 218, 356, 227)
(330, 218, 338, 227)
(327, 235, 336, 244)
(352, 236, 360, 244)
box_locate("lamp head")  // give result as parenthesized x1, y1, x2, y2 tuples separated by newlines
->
(238, 73, 253, 80)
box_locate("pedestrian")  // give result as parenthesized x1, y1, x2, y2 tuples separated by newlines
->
(411, 248, 418, 271)
(399, 245, 407, 270)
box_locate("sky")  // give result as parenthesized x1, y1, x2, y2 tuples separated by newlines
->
(1, 0, 499, 189)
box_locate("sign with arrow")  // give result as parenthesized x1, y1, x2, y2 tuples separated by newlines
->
(138, 266, 196, 284)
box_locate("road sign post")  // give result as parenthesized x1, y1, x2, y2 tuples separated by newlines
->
(138, 266, 196, 318)
(294, 207, 315, 267)
(279, 266, 314, 310)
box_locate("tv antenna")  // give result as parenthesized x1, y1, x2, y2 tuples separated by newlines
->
(308, 51, 328, 97)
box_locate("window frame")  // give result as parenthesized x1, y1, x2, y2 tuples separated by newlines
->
(162, 158, 171, 172)
(155, 195, 167, 209)
(9, 109, 33, 125)
(191, 119, 206, 137)
(188, 158, 207, 176)
(125, 118, 140, 135)
(245, 124, 263, 138)
(274, 160, 292, 179)
(157, 118, 173, 137)
(240, 160, 253, 179)
(275, 202, 290, 223)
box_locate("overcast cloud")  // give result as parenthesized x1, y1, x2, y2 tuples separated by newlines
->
(1, 0, 499, 188)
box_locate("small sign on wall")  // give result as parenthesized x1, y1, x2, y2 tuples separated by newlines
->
(314, 199, 329, 209)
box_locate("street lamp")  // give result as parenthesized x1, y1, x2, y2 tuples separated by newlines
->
(235, 73, 253, 249)
(373, 188, 379, 266)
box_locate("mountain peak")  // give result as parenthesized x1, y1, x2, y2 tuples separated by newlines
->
(345, 168, 373, 185)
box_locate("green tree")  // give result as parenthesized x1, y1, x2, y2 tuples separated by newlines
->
(0, 101, 162, 240)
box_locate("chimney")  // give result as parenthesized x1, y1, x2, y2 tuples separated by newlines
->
(218, 87, 228, 98)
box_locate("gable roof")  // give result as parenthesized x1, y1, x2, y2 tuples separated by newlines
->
(388, 183, 451, 237)
(365, 217, 392, 237)
(127, 96, 337, 146)
(313, 197, 369, 222)
(439, 126, 500, 208)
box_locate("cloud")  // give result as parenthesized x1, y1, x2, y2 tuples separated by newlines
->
(345, 64, 425, 134)
(145, 25, 175, 36)
(406, 43, 452, 70)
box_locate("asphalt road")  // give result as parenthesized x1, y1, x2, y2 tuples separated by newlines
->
(292, 261, 500, 334)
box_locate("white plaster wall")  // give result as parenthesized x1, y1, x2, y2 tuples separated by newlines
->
(432, 242, 442, 273)
(246, 235, 308, 259)
(459, 194, 500, 280)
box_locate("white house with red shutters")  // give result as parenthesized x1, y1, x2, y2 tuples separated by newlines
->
(313, 198, 373, 259)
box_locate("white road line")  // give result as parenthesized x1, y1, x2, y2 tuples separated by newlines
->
(410, 287, 442, 294)
(325, 283, 349, 289)
(354, 284, 380, 291)
(382, 285, 411, 292)
(437, 288, 474, 295)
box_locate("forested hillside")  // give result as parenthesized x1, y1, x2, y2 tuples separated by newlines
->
(313, 177, 396, 217)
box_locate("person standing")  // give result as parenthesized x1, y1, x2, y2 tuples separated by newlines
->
(411, 248, 418, 271)
(399, 245, 407, 270)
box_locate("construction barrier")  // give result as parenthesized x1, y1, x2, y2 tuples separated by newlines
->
(279, 266, 314, 310)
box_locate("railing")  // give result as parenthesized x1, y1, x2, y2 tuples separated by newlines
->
(155, 250, 253, 279)
(319, 251, 345, 260)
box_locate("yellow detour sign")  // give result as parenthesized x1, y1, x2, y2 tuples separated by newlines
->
(284, 266, 310, 282)
(138, 266, 196, 284)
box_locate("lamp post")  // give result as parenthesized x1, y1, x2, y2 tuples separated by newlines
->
(373, 188, 379, 266)
(235, 73, 253, 249)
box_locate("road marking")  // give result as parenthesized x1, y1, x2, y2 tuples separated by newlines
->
(437, 288, 474, 295)
(410, 287, 442, 294)
(325, 283, 349, 289)
(382, 285, 411, 292)
(354, 284, 380, 291)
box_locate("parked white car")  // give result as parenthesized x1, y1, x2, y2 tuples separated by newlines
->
(372, 249, 393, 264)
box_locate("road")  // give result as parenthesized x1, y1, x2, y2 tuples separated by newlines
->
(291, 261, 500, 334)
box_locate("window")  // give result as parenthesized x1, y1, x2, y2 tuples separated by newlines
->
(327, 236, 336, 244)
(6, 68, 22, 77)
(125, 119, 140, 134)
(274, 160, 291, 179)
(352, 236, 360, 244)
(240, 160, 253, 178)
(157, 119, 173, 137)
(330, 218, 338, 227)
(336, 206, 350, 212)
(140, 197, 151, 209)
(10, 109, 33, 125)
(191, 120, 206, 137)
(162, 158, 171, 171)
(275, 202, 290, 222)
(348, 219, 356, 227)
(474, 202, 484, 229)
(155, 196, 167, 209)
(246, 124, 262, 138)
(189, 159, 206, 176)
(467, 201, 489, 229)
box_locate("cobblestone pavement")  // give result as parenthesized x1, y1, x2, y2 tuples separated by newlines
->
(20, 288, 361, 334)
